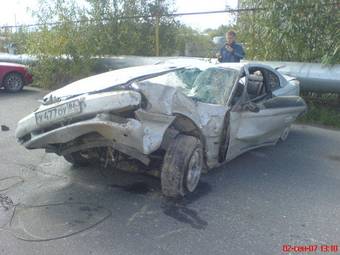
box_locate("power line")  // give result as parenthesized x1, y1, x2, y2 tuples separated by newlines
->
(0, 2, 337, 30)
(0, 7, 266, 29)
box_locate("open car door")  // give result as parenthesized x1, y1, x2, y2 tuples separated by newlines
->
(226, 65, 306, 161)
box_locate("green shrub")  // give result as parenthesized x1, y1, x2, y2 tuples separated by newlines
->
(30, 57, 95, 89)
(298, 97, 340, 129)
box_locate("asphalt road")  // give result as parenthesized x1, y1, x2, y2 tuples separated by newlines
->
(1, 87, 340, 255)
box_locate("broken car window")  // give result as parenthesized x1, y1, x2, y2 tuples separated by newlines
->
(146, 67, 239, 105)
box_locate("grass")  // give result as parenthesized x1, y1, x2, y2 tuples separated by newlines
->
(297, 93, 340, 129)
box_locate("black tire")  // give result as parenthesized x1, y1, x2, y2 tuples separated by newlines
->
(63, 151, 90, 167)
(3, 72, 24, 92)
(161, 135, 203, 198)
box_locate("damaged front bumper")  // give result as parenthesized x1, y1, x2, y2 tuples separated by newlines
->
(16, 90, 175, 161)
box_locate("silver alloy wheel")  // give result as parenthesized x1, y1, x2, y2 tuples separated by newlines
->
(5, 73, 23, 91)
(186, 148, 202, 192)
(280, 126, 290, 141)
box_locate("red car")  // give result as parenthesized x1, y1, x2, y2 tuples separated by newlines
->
(0, 62, 33, 92)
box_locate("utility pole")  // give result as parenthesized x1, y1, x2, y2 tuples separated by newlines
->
(251, 9, 255, 58)
(155, 14, 160, 56)
(155, 0, 160, 56)
(236, 0, 240, 24)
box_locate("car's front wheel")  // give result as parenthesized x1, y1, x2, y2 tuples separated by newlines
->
(161, 134, 203, 198)
(279, 126, 291, 142)
(3, 72, 24, 92)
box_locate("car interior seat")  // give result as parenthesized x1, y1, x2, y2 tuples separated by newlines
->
(247, 74, 264, 99)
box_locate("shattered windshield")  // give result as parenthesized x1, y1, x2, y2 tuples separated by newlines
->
(146, 67, 239, 104)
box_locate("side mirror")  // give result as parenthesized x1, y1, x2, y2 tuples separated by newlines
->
(243, 102, 260, 113)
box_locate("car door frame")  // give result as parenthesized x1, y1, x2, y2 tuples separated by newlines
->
(225, 64, 292, 161)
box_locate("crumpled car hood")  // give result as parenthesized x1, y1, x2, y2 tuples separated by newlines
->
(43, 64, 183, 102)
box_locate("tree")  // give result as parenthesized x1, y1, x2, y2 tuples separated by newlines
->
(17, 0, 95, 88)
(236, 0, 339, 64)
(12, 0, 183, 88)
(84, 0, 179, 56)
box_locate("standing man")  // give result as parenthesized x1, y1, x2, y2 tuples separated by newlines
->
(218, 30, 245, 63)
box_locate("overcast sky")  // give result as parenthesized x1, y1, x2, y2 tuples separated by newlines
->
(0, 0, 238, 31)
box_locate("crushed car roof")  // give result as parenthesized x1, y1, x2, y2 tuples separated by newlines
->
(43, 61, 245, 100)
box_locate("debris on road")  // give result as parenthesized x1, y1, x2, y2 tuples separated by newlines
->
(9, 203, 111, 241)
(0, 194, 14, 210)
(1, 125, 10, 131)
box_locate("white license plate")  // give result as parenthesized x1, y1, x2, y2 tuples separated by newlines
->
(35, 100, 81, 125)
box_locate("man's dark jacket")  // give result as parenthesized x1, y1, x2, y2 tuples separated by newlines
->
(219, 42, 245, 63)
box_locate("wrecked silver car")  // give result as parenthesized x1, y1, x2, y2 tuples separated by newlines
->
(15, 62, 306, 197)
